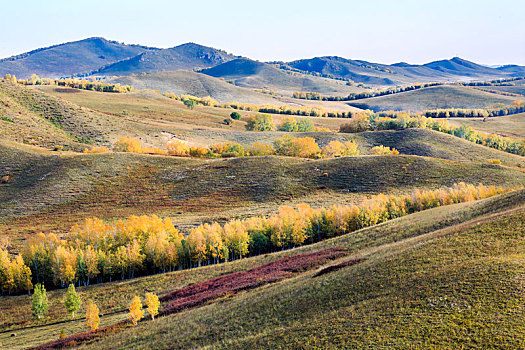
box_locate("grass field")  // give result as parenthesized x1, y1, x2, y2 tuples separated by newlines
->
(348, 85, 519, 112)
(448, 113, 525, 139)
(1, 75, 525, 350)
(1, 189, 522, 349)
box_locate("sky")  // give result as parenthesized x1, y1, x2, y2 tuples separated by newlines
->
(1, 0, 524, 65)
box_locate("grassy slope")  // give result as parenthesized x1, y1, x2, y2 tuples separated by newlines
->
(2, 138, 524, 252)
(1, 189, 523, 349)
(17, 190, 524, 350)
(110, 71, 288, 104)
(200, 58, 364, 96)
(448, 113, 525, 139)
(348, 85, 519, 112)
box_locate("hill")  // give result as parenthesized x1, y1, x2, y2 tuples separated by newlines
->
(200, 58, 364, 96)
(0, 37, 153, 79)
(2, 135, 524, 244)
(2, 188, 523, 349)
(109, 70, 289, 104)
(85, 198, 524, 350)
(92, 43, 238, 76)
(286, 56, 525, 86)
(347, 84, 519, 111)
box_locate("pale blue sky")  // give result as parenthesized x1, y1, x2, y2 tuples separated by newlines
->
(1, 0, 524, 65)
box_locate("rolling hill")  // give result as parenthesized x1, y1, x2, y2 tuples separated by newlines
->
(92, 43, 239, 76)
(0, 37, 154, 79)
(347, 84, 519, 111)
(285, 56, 525, 86)
(200, 58, 364, 96)
(3, 188, 523, 349)
(109, 70, 288, 104)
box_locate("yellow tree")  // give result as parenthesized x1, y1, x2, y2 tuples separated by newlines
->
(85, 300, 100, 331)
(187, 226, 207, 266)
(128, 296, 144, 325)
(145, 292, 160, 320)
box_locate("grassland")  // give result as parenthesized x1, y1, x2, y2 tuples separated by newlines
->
(448, 112, 525, 139)
(348, 85, 519, 112)
(1, 188, 522, 349)
(1, 73, 525, 350)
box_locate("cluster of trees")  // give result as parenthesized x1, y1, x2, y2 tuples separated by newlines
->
(370, 145, 399, 155)
(0, 183, 516, 294)
(339, 113, 525, 156)
(278, 117, 315, 132)
(0, 246, 32, 294)
(167, 136, 359, 159)
(245, 114, 322, 132)
(423, 101, 525, 118)
(3, 74, 17, 84)
(293, 83, 442, 101)
(16, 74, 134, 93)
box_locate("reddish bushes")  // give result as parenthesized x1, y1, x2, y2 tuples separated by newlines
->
(29, 323, 127, 350)
(159, 247, 347, 316)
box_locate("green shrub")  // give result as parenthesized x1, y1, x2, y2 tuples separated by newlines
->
(230, 112, 241, 120)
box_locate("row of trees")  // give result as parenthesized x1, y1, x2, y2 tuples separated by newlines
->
(245, 114, 316, 132)
(293, 83, 442, 101)
(15, 74, 134, 93)
(86, 135, 360, 160)
(339, 113, 525, 156)
(457, 76, 524, 87)
(423, 101, 525, 118)
(2, 183, 516, 294)
(163, 93, 361, 118)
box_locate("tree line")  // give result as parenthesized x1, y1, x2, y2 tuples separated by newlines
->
(7, 74, 134, 93)
(1, 183, 516, 295)
(339, 112, 525, 156)
(293, 83, 442, 101)
(101, 135, 361, 159)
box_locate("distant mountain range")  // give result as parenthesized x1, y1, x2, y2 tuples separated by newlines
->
(1, 37, 525, 86)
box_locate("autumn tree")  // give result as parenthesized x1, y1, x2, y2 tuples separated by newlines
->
(145, 292, 160, 320)
(246, 114, 275, 131)
(370, 145, 399, 155)
(85, 300, 100, 331)
(128, 295, 144, 325)
(167, 140, 190, 156)
(64, 284, 81, 318)
(32, 283, 48, 320)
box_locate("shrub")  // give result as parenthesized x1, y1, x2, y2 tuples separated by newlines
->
(321, 140, 360, 157)
(0, 116, 14, 123)
(183, 99, 197, 109)
(210, 142, 245, 157)
(339, 114, 371, 133)
(167, 140, 190, 156)
(246, 114, 275, 131)
(274, 135, 321, 158)
(114, 137, 142, 153)
(297, 119, 314, 132)
(278, 118, 298, 132)
(370, 145, 399, 155)
(83, 146, 111, 154)
(189, 146, 209, 158)
(246, 142, 275, 156)
(230, 112, 241, 120)
(487, 159, 502, 165)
